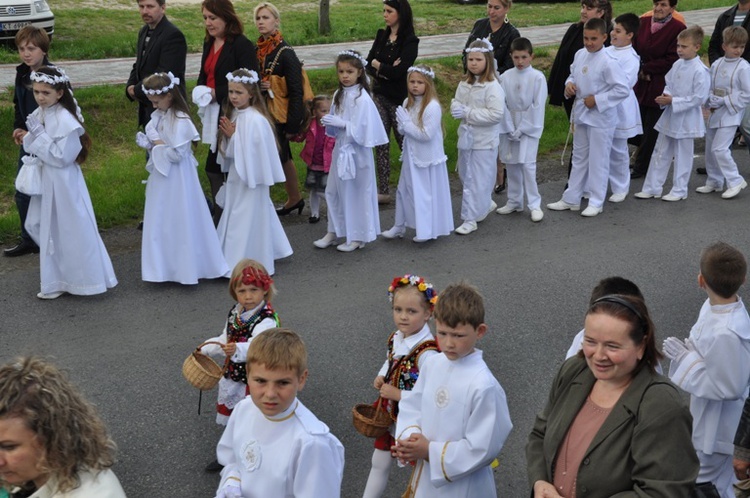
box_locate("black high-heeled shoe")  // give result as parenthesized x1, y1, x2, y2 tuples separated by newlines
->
(276, 199, 305, 216)
(494, 169, 507, 194)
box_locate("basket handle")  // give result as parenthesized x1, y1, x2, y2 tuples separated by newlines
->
(195, 341, 231, 371)
(374, 396, 388, 414)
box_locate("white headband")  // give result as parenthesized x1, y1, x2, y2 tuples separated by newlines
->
(464, 37, 494, 54)
(226, 69, 259, 85)
(338, 50, 368, 68)
(407, 66, 435, 79)
(30, 68, 69, 86)
(142, 71, 180, 95)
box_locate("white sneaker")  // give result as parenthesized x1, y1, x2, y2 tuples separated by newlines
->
(455, 221, 478, 235)
(381, 225, 405, 239)
(336, 241, 364, 252)
(722, 180, 747, 199)
(634, 191, 660, 199)
(477, 201, 497, 222)
(546, 199, 580, 211)
(696, 184, 721, 194)
(530, 209, 544, 222)
(662, 193, 686, 202)
(412, 236, 430, 243)
(313, 232, 337, 249)
(37, 291, 64, 300)
(496, 203, 523, 215)
(608, 192, 627, 203)
(581, 206, 603, 217)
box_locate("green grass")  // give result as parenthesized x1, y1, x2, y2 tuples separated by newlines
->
(0, 0, 730, 63)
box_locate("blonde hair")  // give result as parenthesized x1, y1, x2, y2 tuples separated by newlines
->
(405, 65, 442, 131)
(228, 258, 276, 303)
(254, 2, 281, 28)
(0, 357, 117, 493)
(247, 328, 307, 377)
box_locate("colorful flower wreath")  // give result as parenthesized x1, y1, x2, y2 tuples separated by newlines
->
(236, 266, 273, 291)
(388, 274, 438, 309)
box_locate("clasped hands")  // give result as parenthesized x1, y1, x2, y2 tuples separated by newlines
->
(662, 336, 694, 362)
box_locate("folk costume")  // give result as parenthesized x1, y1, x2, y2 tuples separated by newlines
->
(639, 56, 710, 199)
(324, 84, 389, 245)
(390, 96, 453, 241)
(216, 107, 292, 275)
(25, 469, 126, 498)
(203, 301, 279, 425)
(23, 104, 117, 297)
(395, 351, 512, 497)
(668, 297, 750, 498)
(141, 108, 228, 284)
(498, 65, 546, 212)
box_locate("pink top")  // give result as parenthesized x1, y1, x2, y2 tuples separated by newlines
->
(299, 120, 334, 173)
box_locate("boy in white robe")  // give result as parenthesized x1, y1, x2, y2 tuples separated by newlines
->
(635, 26, 710, 201)
(664, 242, 750, 498)
(394, 282, 512, 498)
(496, 37, 547, 223)
(698, 26, 750, 199)
(547, 18, 629, 217)
(215, 328, 344, 498)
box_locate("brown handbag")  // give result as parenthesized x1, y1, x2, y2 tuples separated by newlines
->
(266, 46, 314, 124)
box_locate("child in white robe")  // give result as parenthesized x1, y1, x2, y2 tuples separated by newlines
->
(314, 50, 388, 253)
(381, 65, 453, 242)
(394, 282, 512, 498)
(664, 242, 750, 498)
(215, 328, 345, 498)
(363, 274, 439, 498)
(137, 72, 228, 284)
(496, 37, 546, 223)
(635, 26, 710, 201)
(450, 38, 505, 235)
(605, 14, 642, 203)
(22, 66, 117, 299)
(547, 18, 629, 217)
(699, 26, 750, 199)
(215, 69, 292, 275)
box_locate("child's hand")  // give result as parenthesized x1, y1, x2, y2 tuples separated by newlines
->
(12, 128, 27, 145)
(25, 115, 44, 138)
(221, 343, 237, 356)
(395, 434, 430, 461)
(373, 375, 385, 389)
(655, 94, 673, 106)
(219, 116, 236, 138)
(707, 94, 725, 109)
(583, 95, 596, 109)
(379, 384, 401, 401)
(321, 114, 346, 128)
(564, 82, 576, 99)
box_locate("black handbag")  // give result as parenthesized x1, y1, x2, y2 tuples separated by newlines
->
(694, 481, 721, 498)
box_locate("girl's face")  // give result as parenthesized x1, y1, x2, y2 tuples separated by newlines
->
(234, 281, 267, 312)
(580, 3, 604, 23)
(314, 100, 330, 123)
(147, 93, 173, 112)
(32, 82, 63, 109)
(255, 7, 279, 37)
(17, 42, 46, 71)
(0, 417, 48, 488)
(407, 72, 427, 97)
(466, 52, 488, 77)
(487, 0, 509, 25)
(383, 5, 399, 30)
(228, 82, 252, 110)
(392, 286, 431, 338)
(337, 61, 362, 87)
(203, 8, 227, 40)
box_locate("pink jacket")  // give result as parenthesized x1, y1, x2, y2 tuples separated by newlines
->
(298, 120, 335, 173)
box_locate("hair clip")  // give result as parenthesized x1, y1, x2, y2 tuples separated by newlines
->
(142, 71, 180, 95)
(407, 66, 435, 79)
(338, 50, 368, 68)
(226, 69, 260, 85)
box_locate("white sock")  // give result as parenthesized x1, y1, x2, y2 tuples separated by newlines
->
(362, 448, 393, 498)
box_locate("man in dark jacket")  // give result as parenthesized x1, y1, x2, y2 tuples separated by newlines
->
(126, 0, 187, 129)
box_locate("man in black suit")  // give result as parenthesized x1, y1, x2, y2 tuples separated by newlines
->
(126, 0, 187, 128)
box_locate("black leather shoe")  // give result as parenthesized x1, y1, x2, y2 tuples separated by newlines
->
(3, 240, 39, 257)
(308, 215, 320, 224)
(276, 199, 305, 216)
(696, 167, 707, 175)
(205, 459, 223, 473)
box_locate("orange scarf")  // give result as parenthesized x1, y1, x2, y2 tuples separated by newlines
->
(257, 31, 284, 77)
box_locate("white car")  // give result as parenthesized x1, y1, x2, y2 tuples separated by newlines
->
(0, 0, 54, 42)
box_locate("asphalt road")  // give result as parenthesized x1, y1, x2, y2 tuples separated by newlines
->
(2, 147, 749, 496)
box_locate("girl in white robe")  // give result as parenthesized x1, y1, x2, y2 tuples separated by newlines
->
(22, 66, 117, 299)
(137, 72, 229, 284)
(382, 65, 453, 243)
(216, 69, 292, 275)
(315, 50, 388, 252)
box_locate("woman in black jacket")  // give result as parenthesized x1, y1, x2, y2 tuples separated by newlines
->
(366, 0, 419, 203)
(198, 0, 259, 223)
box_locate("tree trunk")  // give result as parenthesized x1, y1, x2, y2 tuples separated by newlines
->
(319, 0, 331, 35)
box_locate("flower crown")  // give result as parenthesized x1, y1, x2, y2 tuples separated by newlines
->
(338, 50, 368, 68)
(234, 267, 273, 291)
(388, 274, 438, 309)
(142, 72, 180, 95)
(407, 66, 435, 79)
(30, 68, 69, 86)
(226, 69, 259, 85)
(464, 37, 494, 54)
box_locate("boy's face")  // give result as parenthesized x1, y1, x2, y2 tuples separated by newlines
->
(676, 38, 700, 60)
(234, 281, 267, 312)
(17, 42, 46, 71)
(610, 23, 633, 48)
(723, 42, 746, 60)
(511, 49, 533, 70)
(247, 363, 307, 417)
(435, 320, 487, 361)
(583, 29, 607, 53)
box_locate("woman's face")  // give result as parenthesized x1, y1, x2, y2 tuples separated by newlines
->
(580, 3, 604, 23)
(652, 0, 674, 21)
(255, 7, 278, 37)
(582, 312, 645, 386)
(487, 0, 509, 25)
(0, 417, 48, 488)
(383, 5, 399, 30)
(203, 8, 227, 40)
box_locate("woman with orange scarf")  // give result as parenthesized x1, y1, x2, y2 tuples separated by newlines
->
(255, 2, 306, 216)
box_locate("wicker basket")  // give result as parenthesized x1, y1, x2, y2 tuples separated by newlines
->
(182, 341, 228, 391)
(352, 398, 392, 438)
